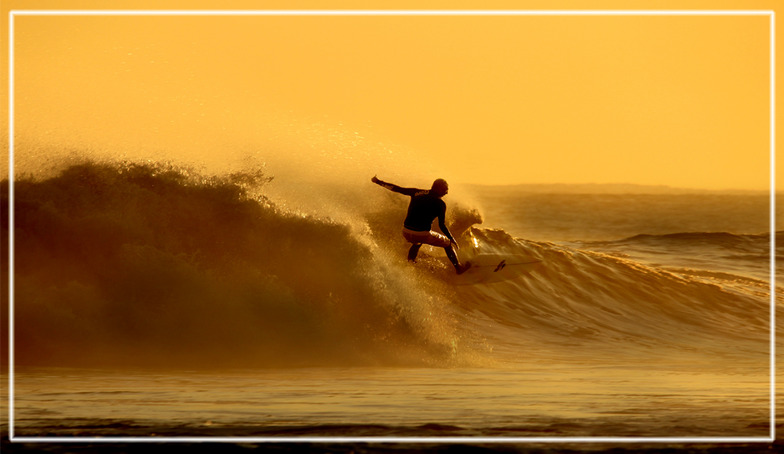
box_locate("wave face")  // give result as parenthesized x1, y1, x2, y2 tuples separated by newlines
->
(2, 161, 774, 369)
(452, 229, 771, 365)
(3, 162, 468, 368)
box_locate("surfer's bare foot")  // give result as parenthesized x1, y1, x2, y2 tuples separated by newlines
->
(456, 262, 472, 275)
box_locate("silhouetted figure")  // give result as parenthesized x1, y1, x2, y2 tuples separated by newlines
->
(372, 176, 471, 275)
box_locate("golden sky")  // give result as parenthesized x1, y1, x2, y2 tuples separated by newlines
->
(1, 1, 778, 190)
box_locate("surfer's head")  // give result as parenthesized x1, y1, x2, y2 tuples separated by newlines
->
(431, 178, 449, 197)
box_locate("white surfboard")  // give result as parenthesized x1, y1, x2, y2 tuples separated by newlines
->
(452, 253, 542, 285)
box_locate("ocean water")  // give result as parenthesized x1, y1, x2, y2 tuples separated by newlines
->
(1, 161, 780, 450)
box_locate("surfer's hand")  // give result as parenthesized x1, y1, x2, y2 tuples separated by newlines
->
(371, 175, 379, 184)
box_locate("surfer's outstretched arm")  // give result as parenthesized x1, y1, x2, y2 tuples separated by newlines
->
(371, 175, 418, 196)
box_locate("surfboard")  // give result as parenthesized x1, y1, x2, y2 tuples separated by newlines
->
(452, 253, 542, 285)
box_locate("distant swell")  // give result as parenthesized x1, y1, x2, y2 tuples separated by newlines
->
(623, 231, 779, 245)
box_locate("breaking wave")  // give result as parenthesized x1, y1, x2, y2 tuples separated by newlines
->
(2, 160, 775, 369)
(3, 161, 471, 368)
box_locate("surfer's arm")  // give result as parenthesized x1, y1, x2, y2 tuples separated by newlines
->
(437, 208, 459, 249)
(371, 176, 418, 196)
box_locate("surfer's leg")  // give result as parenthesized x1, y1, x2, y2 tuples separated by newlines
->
(408, 243, 422, 262)
(444, 245, 460, 269)
(444, 246, 472, 275)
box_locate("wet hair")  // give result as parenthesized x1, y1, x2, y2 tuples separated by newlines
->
(431, 178, 449, 195)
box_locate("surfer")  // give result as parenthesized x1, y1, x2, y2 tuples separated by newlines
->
(372, 175, 471, 275)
